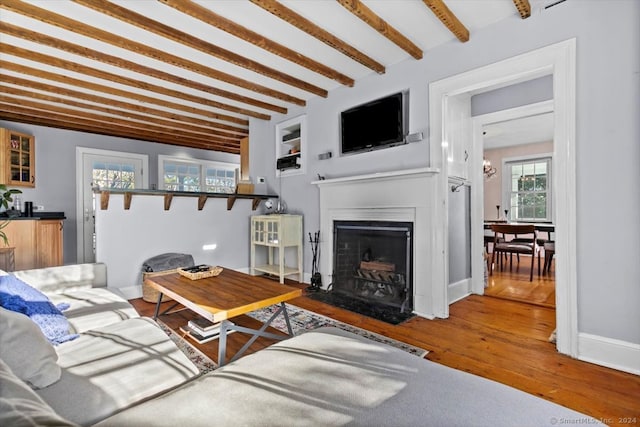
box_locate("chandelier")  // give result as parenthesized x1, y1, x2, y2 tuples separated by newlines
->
(483, 158, 496, 180)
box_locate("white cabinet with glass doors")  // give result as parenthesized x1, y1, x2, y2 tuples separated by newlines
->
(250, 214, 302, 284)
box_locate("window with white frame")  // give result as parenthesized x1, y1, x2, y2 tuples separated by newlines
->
(503, 156, 552, 222)
(92, 161, 136, 189)
(159, 156, 238, 193)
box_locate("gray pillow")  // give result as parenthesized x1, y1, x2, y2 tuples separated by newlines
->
(0, 358, 78, 427)
(0, 307, 61, 389)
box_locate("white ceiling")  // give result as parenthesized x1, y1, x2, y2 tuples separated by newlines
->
(483, 112, 554, 149)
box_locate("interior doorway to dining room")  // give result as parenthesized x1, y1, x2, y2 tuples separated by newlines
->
(477, 99, 556, 309)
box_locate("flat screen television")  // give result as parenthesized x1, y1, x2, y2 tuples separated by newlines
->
(340, 91, 407, 155)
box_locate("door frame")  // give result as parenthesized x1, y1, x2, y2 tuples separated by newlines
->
(429, 39, 577, 357)
(75, 147, 149, 263)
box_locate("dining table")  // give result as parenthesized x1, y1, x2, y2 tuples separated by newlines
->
(484, 221, 555, 250)
(484, 220, 554, 235)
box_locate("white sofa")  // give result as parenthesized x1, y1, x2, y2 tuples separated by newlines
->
(1, 263, 602, 426)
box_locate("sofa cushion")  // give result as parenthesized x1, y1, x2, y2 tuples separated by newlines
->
(95, 327, 602, 427)
(12, 263, 108, 295)
(0, 358, 79, 427)
(46, 288, 140, 333)
(35, 317, 199, 426)
(0, 274, 77, 345)
(0, 307, 61, 389)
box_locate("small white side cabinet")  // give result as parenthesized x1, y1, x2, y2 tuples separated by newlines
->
(250, 214, 303, 284)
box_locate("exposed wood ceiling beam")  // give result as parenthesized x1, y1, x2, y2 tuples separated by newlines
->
(0, 94, 239, 147)
(72, 0, 328, 98)
(0, 107, 239, 153)
(1, 43, 262, 126)
(158, 0, 355, 87)
(0, 0, 303, 106)
(0, 60, 249, 134)
(512, 0, 532, 19)
(0, 82, 246, 141)
(249, 0, 385, 74)
(0, 23, 278, 117)
(0, 1, 531, 154)
(336, 0, 423, 60)
(422, 0, 469, 42)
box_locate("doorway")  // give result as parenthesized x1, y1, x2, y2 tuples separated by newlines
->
(476, 101, 555, 308)
(429, 39, 577, 357)
(75, 148, 148, 263)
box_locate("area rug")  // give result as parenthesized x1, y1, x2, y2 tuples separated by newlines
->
(156, 305, 428, 373)
(156, 320, 217, 374)
(246, 303, 428, 358)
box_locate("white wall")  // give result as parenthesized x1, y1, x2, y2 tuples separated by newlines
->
(249, 0, 640, 348)
(95, 194, 251, 298)
(483, 141, 554, 218)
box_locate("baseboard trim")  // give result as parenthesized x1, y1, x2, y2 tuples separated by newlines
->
(448, 278, 471, 304)
(578, 332, 640, 375)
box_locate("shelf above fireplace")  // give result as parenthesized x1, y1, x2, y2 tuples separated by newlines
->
(312, 167, 439, 186)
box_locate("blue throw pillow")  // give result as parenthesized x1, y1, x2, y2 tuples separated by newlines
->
(0, 275, 78, 345)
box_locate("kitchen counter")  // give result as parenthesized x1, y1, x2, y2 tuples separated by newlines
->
(0, 211, 66, 220)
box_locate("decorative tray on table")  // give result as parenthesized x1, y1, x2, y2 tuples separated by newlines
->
(177, 265, 223, 280)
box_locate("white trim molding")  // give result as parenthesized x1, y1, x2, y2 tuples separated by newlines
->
(578, 333, 640, 376)
(448, 278, 471, 305)
(429, 39, 578, 356)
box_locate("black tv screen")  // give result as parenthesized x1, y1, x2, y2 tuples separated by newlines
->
(341, 92, 406, 155)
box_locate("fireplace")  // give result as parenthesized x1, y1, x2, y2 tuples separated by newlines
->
(313, 167, 440, 319)
(332, 221, 413, 313)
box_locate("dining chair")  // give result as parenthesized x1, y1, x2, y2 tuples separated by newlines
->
(489, 224, 541, 281)
(543, 241, 555, 273)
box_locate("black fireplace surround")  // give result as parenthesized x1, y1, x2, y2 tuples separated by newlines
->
(309, 220, 414, 324)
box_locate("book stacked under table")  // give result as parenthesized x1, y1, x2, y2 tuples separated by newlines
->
(180, 317, 235, 344)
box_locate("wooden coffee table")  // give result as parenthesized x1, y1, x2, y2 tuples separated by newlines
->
(145, 268, 302, 366)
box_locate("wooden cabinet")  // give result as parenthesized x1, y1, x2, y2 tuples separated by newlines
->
(36, 220, 64, 268)
(2, 219, 63, 270)
(3, 220, 36, 271)
(250, 214, 303, 284)
(0, 128, 35, 187)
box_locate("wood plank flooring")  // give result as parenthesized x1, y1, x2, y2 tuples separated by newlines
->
(131, 270, 639, 426)
(485, 253, 556, 307)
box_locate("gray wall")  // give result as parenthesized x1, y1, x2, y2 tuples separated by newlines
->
(0, 120, 239, 265)
(471, 75, 553, 116)
(250, 1, 640, 345)
(448, 185, 471, 284)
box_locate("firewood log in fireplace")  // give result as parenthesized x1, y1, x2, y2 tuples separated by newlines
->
(359, 260, 395, 272)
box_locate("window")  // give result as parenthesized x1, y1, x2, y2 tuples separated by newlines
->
(504, 156, 551, 222)
(159, 156, 237, 193)
(92, 161, 136, 189)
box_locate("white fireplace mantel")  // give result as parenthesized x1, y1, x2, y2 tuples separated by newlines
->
(314, 167, 441, 319)
(311, 167, 439, 187)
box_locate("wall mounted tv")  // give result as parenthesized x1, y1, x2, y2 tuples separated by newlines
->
(340, 91, 408, 155)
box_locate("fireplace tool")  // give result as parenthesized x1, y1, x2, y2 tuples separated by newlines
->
(308, 231, 322, 292)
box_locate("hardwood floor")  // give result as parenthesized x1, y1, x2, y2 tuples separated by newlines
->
(485, 253, 556, 307)
(131, 273, 640, 426)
